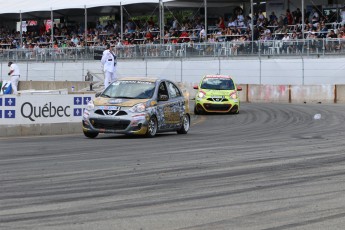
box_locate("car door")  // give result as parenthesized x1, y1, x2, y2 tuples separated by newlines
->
(165, 81, 184, 128)
(156, 81, 181, 130)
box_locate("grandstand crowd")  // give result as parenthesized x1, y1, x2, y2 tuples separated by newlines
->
(0, 5, 344, 52)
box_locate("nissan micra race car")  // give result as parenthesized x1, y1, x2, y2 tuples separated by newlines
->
(193, 75, 242, 114)
(82, 77, 191, 138)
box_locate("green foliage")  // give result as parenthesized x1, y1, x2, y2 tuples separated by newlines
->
(99, 16, 115, 24)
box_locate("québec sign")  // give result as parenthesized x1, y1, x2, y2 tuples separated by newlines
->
(21, 102, 71, 121)
(0, 94, 93, 125)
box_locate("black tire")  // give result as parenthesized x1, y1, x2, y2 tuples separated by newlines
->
(177, 114, 190, 134)
(83, 130, 99, 138)
(194, 106, 201, 115)
(145, 116, 158, 138)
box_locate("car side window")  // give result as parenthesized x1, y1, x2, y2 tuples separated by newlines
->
(158, 82, 169, 97)
(167, 82, 181, 98)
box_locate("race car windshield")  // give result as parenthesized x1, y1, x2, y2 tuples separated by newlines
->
(103, 80, 156, 99)
(201, 78, 235, 90)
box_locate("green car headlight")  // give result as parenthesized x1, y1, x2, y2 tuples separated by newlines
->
(198, 91, 206, 99)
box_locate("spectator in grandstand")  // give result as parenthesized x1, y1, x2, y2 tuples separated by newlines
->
(258, 10, 265, 21)
(341, 7, 345, 26)
(327, 29, 337, 39)
(7, 61, 20, 94)
(318, 22, 328, 38)
(294, 8, 302, 24)
(126, 19, 136, 33)
(281, 33, 290, 53)
(339, 30, 345, 39)
(199, 27, 207, 42)
(277, 15, 285, 27)
(285, 9, 293, 25)
(179, 30, 190, 43)
(311, 7, 320, 24)
(228, 17, 237, 28)
(172, 18, 179, 30)
(218, 16, 225, 30)
(269, 12, 277, 23)
(101, 44, 117, 89)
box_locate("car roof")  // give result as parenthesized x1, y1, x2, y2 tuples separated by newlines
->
(118, 77, 159, 82)
(204, 74, 233, 79)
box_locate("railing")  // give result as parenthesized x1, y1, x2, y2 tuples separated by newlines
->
(0, 38, 344, 62)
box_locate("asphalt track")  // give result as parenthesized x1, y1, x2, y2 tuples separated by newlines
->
(1, 102, 345, 230)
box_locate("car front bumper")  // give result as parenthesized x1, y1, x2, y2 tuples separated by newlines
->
(82, 111, 150, 135)
(195, 97, 240, 113)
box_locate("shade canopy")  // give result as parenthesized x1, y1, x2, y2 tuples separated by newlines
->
(0, 0, 245, 14)
(0, 0, 175, 14)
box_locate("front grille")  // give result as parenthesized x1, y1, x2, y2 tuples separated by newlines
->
(90, 118, 130, 130)
(204, 103, 231, 111)
(207, 97, 228, 102)
(94, 109, 128, 116)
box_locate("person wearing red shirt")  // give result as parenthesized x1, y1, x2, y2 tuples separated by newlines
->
(179, 30, 189, 43)
(218, 16, 225, 30)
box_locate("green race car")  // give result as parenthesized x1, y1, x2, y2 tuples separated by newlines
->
(193, 75, 242, 114)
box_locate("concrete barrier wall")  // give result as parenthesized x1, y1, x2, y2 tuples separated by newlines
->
(290, 85, 335, 104)
(247, 85, 290, 103)
(19, 81, 94, 93)
(335, 85, 345, 104)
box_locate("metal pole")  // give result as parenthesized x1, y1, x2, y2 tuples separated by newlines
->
(301, 55, 304, 85)
(26, 61, 29, 81)
(259, 56, 261, 85)
(85, 6, 87, 44)
(204, 0, 207, 38)
(20, 11, 23, 48)
(180, 59, 183, 82)
(51, 8, 54, 48)
(159, 0, 164, 44)
(251, 0, 254, 53)
(159, 0, 162, 44)
(54, 62, 56, 81)
(120, 2, 123, 42)
(302, 0, 304, 39)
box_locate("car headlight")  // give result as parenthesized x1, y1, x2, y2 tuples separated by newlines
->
(129, 103, 146, 113)
(230, 91, 238, 99)
(197, 91, 206, 99)
(86, 100, 94, 110)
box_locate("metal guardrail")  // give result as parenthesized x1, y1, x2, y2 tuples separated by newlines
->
(1, 38, 344, 62)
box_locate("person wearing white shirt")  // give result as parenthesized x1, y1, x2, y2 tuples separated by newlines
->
(7, 62, 20, 94)
(281, 33, 290, 53)
(341, 7, 345, 26)
(228, 19, 237, 28)
(199, 28, 207, 42)
(101, 44, 117, 88)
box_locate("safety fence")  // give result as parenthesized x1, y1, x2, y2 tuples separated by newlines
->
(0, 38, 345, 63)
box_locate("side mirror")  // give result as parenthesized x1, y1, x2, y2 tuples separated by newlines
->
(95, 92, 101, 97)
(158, 94, 169, 101)
(193, 85, 199, 90)
(237, 86, 242, 91)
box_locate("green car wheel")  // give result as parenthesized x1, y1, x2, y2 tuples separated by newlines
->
(83, 131, 99, 138)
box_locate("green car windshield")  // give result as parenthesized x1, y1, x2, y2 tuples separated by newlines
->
(102, 80, 156, 99)
(200, 78, 235, 90)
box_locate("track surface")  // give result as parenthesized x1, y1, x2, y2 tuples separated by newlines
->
(1, 103, 345, 230)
